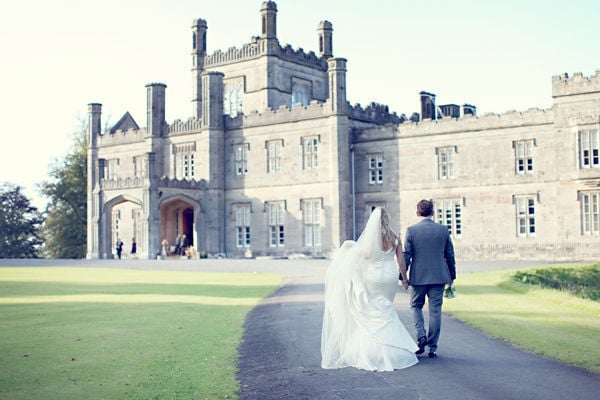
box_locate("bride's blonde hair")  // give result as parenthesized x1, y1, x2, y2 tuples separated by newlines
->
(380, 208, 397, 248)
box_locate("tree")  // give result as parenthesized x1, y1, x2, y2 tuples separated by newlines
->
(39, 125, 87, 258)
(0, 183, 44, 258)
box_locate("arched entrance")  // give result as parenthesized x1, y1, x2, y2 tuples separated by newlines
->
(160, 197, 197, 256)
(103, 195, 143, 259)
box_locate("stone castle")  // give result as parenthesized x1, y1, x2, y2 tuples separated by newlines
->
(86, 1, 600, 260)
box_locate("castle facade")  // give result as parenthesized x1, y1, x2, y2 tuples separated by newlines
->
(86, 1, 600, 261)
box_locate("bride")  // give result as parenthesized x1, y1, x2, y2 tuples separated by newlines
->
(321, 207, 418, 371)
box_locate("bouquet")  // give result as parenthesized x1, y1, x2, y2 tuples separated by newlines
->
(444, 285, 456, 299)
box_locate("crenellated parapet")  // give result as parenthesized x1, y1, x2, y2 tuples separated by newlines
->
(226, 100, 330, 129)
(158, 176, 208, 189)
(101, 177, 144, 190)
(169, 117, 203, 135)
(552, 70, 600, 97)
(278, 44, 328, 69)
(205, 39, 265, 66)
(398, 107, 553, 137)
(204, 39, 328, 69)
(348, 102, 405, 125)
(97, 127, 147, 146)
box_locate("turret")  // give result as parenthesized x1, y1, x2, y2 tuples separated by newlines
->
(146, 83, 167, 137)
(86, 103, 102, 260)
(88, 103, 102, 147)
(192, 18, 207, 119)
(260, 1, 277, 39)
(317, 21, 333, 58)
(202, 71, 224, 129)
(328, 58, 347, 114)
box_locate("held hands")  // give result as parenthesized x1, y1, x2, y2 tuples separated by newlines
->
(399, 274, 409, 290)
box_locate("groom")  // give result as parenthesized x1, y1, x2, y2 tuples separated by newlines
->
(403, 199, 456, 358)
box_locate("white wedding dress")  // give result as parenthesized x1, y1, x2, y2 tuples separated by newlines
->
(321, 208, 418, 371)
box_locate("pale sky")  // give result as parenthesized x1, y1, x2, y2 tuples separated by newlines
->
(1, 0, 598, 208)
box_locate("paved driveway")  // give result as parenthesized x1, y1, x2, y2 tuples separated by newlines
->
(234, 259, 600, 400)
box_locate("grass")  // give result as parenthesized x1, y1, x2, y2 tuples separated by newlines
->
(443, 263, 600, 373)
(0, 267, 283, 400)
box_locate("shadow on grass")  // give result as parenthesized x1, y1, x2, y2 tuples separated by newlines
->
(0, 281, 279, 298)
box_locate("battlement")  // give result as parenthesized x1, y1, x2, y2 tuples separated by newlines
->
(552, 70, 600, 97)
(169, 117, 203, 134)
(225, 99, 330, 129)
(97, 127, 147, 146)
(278, 44, 328, 69)
(101, 176, 144, 190)
(347, 102, 405, 125)
(158, 176, 208, 190)
(205, 39, 265, 66)
(397, 107, 553, 137)
(204, 39, 328, 69)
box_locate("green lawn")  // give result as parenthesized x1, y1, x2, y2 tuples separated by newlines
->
(0, 267, 283, 400)
(444, 264, 600, 373)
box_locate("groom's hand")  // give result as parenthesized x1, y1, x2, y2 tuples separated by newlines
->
(401, 281, 409, 290)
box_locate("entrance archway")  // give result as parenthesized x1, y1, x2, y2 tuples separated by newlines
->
(103, 195, 143, 259)
(160, 197, 197, 256)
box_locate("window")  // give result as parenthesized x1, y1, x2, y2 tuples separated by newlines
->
(368, 154, 383, 184)
(435, 200, 462, 238)
(105, 159, 119, 180)
(366, 202, 385, 214)
(267, 140, 283, 173)
(514, 139, 534, 174)
(581, 192, 600, 235)
(234, 144, 249, 175)
(437, 147, 455, 179)
(303, 136, 318, 169)
(112, 210, 121, 248)
(515, 196, 536, 237)
(234, 203, 251, 247)
(176, 153, 195, 179)
(224, 81, 243, 117)
(267, 201, 285, 247)
(579, 129, 599, 168)
(173, 143, 196, 180)
(303, 199, 321, 247)
(133, 156, 146, 178)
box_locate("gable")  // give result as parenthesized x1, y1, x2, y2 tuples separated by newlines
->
(110, 112, 140, 133)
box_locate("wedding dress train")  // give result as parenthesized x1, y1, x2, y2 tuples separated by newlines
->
(321, 208, 418, 371)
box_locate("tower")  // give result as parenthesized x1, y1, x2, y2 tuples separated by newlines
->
(317, 21, 333, 58)
(261, 1, 277, 39)
(191, 18, 207, 119)
(146, 83, 167, 137)
(86, 103, 102, 259)
(328, 58, 347, 114)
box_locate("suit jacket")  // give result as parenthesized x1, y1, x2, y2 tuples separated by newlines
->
(403, 218, 456, 285)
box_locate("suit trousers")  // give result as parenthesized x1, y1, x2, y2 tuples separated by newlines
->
(409, 284, 445, 352)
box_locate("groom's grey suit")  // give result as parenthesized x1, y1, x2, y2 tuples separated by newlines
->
(403, 218, 456, 355)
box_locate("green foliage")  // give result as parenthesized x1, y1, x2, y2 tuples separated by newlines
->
(513, 264, 600, 301)
(39, 128, 88, 258)
(0, 183, 44, 258)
